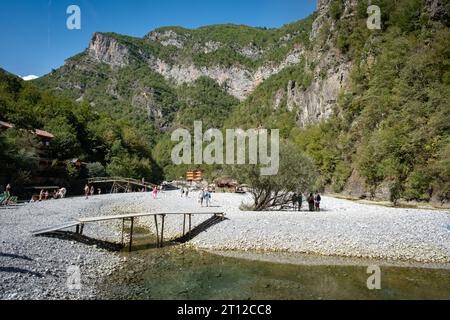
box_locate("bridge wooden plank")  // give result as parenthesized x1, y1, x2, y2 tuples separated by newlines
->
(31, 221, 80, 236)
(32, 212, 225, 240)
(75, 212, 224, 223)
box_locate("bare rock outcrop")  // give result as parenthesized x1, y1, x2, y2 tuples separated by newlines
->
(145, 46, 304, 101)
(288, 53, 352, 127)
(425, 0, 449, 23)
(146, 30, 187, 48)
(343, 170, 370, 199)
(88, 33, 131, 67)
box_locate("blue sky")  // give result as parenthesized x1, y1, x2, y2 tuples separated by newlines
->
(0, 0, 317, 78)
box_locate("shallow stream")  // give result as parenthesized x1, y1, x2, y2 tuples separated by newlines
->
(97, 227, 450, 300)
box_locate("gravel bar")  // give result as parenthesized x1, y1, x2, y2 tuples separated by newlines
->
(1, 191, 449, 299)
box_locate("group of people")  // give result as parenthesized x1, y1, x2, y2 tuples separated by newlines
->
(307, 193, 322, 212)
(291, 192, 322, 212)
(180, 187, 190, 198)
(180, 187, 213, 207)
(42, 188, 66, 200)
(2, 184, 69, 203)
(0, 184, 15, 206)
(84, 184, 165, 200)
(84, 185, 101, 199)
(29, 187, 67, 203)
(198, 189, 212, 207)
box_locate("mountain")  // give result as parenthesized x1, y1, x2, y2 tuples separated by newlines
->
(35, 16, 319, 131)
(33, 0, 450, 203)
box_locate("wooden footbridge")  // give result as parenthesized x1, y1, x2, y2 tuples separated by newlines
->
(88, 177, 157, 193)
(31, 211, 225, 252)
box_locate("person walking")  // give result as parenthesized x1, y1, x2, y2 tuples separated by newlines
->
(292, 193, 299, 211)
(315, 193, 322, 212)
(204, 191, 212, 207)
(307, 193, 315, 212)
(152, 186, 158, 199)
(199, 189, 205, 207)
(185, 188, 190, 198)
(84, 184, 90, 200)
(296, 193, 303, 211)
(90, 186, 95, 196)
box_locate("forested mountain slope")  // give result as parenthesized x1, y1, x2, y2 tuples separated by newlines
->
(25, 0, 450, 202)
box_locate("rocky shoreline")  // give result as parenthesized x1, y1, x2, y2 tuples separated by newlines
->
(0, 195, 133, 300)
(1, 191, 449, 300)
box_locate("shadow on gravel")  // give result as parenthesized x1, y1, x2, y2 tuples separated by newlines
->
(119, 216, 228, 251)
(0, 267, 43, 278)
(173, 215, 228, 244)
(37, 231, 123, 252)
(0, 253, 33, 261)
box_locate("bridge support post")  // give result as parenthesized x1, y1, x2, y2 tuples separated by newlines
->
(129, 217, 134, 252)
(183, 214, 186, 236)
(160, 215, 166, 248)
(189, 214, 192, 240)
(154, 215, 159, 248)
(121, 218, 125, 246)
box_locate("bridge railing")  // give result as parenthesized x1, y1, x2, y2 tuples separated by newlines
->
(88, 177, 157, 188)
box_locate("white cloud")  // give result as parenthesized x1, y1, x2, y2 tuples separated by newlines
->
(21, 75, 39, 81)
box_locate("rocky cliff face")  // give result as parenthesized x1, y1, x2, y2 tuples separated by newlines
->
(273, 0, 356, 127)
(288, 55, 351, 127)
(80, 0, 355, 127)
(84, 32, 306, 101)
(143, 46, 304, 101)
(88, 33, 131, 67)
(43, 0, 360, 131)
(40, 0, 360, 133)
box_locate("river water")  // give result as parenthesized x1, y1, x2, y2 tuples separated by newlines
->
(97, 227, 450, 300)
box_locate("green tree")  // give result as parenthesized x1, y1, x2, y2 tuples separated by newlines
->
(226, 142, 317, 211)
(86, 162, 106, 178)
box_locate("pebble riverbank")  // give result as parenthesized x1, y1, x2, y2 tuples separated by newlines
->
(134, 191, 450, 263)
(1, 191, 449, 299)
(0, 195, 134, 300)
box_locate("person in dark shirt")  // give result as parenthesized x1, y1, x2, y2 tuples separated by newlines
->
(307, 193, 315, 212)
(315, 193, 322, 212)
